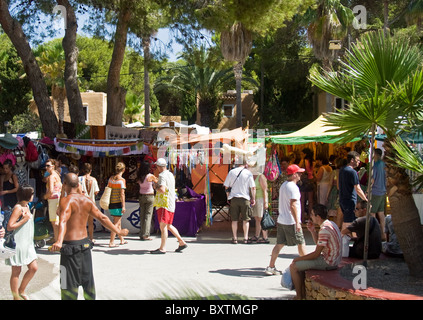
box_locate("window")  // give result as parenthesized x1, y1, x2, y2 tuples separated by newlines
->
(222, 104, 234, 117)
(82, 103, 88, 123)
(335, 98, 349, 112)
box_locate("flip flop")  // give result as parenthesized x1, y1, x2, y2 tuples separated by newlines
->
(175, 244, 188, 252)
(19, 293, 30, 300)
(120, 241, 128, 245)
(109, 243, 119, 248)
(150, 249, 166, 254)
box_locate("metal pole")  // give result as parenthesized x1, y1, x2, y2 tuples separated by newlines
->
(363, 123, 376, 267)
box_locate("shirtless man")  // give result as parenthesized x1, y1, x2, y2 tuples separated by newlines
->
(51, 173, 128, 300)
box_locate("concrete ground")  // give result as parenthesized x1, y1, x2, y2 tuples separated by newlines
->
(0, 218, 316, 300)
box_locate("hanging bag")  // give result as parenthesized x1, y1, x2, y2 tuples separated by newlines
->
(261, 209, 276, 230)
(99, 186, 112, 210)
(264, 151, 281, 182)
(0, 236, 16, 260)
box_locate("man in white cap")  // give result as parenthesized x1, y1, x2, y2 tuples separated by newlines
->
(265, 164, 307, 275)
(151, 158, 187, 254)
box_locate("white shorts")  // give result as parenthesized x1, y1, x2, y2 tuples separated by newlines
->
(48, 198, 59, 222)
(252, 198, 264, 218)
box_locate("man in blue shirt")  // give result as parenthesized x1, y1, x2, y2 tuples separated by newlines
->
(371, 148, 387, 240)
(339, 151, 368, 231)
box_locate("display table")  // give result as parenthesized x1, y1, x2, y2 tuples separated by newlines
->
(412, 194, 423, 225)
(153, 195, 206, 237)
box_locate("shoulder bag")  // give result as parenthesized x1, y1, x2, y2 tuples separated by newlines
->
(99, 186, 112, 210)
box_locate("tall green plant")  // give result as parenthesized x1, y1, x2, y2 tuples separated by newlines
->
(154, 47, 233, 128)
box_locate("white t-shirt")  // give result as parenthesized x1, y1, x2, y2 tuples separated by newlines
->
(157, 170, 176, 212)
(223, 166, 255, 200)
(277, 181, 301, 225)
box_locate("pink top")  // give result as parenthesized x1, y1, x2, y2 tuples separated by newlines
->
(138, 174, 154, 195)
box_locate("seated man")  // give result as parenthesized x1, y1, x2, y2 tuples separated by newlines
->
(342, 200, 382, 259)
(290, 204, 342, 300)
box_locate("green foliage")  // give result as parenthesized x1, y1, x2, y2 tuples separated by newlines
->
(246, 21, 315, 127)
(10, 110, 42, 134)
(154, 47, 233, 127)
(310, 30, 423, 174)
(0, 33, 32, 131)
(196, 0, 313, 35)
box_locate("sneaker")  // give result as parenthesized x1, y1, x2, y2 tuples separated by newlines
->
(264, 266, 282, 276)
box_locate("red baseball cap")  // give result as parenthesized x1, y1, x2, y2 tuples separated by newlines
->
(287, 164, 305, 175)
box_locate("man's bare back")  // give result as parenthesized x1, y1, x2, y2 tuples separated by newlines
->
(51, 173, 128, 252)
(60, 193, 95, 241)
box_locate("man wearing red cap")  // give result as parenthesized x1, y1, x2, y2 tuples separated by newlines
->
(265, 165, 307, 275)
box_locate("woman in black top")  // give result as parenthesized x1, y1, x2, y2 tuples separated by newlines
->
(0, 159, 19, 209)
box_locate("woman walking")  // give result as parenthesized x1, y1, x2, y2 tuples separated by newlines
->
(79, 163, 100, 242)
(108, 162, 127, 247)
(137, 161, 157, 241)
(6, 184, 38, 300)
(44, 159, 62, 241)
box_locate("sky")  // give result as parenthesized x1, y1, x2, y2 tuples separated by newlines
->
(49, 10, 185, 62)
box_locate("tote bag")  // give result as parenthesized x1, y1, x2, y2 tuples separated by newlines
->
(99, 186, 112, 210)
(264, 151, 281, 182)
(261, 209, 276, 230)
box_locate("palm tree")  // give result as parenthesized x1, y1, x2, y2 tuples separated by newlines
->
(36, 41, 66, 135)
(154, 47, 233, 128)
(302, 0, 354, 69)
(220, 22, 253, 128)
(124, 92, 145, 124)
(310, 30, 423, 276)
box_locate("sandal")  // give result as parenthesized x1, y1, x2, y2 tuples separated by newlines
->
(243, 238, 253, 244)
(109, 243, 119, 248)
(231, 238, 238, 244)
(19, 293, 30, 300)
(258, 238, 270, 244)
(250, 236, 259, 243)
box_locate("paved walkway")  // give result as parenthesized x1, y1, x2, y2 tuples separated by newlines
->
(0, 219, 315, 300)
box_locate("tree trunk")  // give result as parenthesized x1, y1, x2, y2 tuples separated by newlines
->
(383, 138, 423, 277)
(143, 36, 151, 127)
(0, 0, 58, 138)
(58, 0, 85, 125)
(106, 7, 131, 126)
(234, 62, 243, 128)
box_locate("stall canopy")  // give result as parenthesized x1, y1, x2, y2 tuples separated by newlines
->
(268, 115, 360, 145)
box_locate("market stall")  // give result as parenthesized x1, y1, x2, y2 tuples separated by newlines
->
(266, 115, 361, 215)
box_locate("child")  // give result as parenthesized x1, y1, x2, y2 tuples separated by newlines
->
(5, 184, 38, 300)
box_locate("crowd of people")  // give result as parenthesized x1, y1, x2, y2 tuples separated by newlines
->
(0, 143, 402, 300)
(0, 153, 190, 300)
(222, 144, 402, 299)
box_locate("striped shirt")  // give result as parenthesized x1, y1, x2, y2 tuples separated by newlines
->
(108, 177, 126, 204)
(317, 220, 342, 266)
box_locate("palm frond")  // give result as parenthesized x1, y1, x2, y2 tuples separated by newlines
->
(390, 136, 423, 190)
